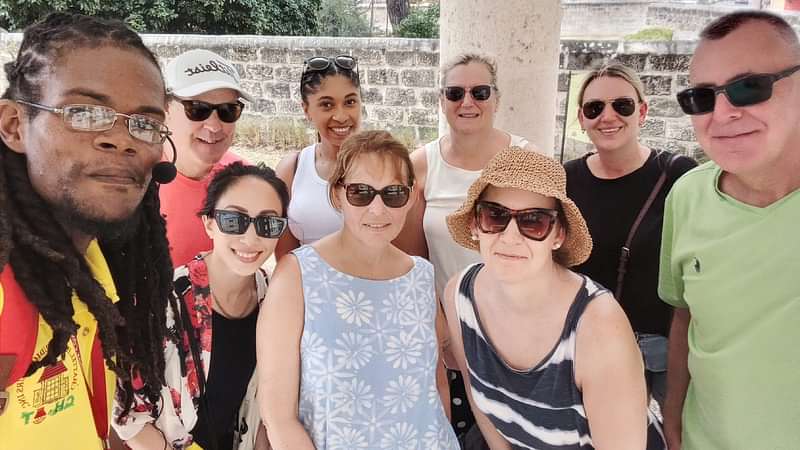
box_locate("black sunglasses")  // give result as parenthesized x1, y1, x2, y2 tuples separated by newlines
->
(581, 97, 637, 120)
(677, 64, 800, 115)
(303, 55, 358, 74)
(442, 85, 493, 102)
(179, 100, 244, 123)
(475, 201, 559, 241)
(213, 210, 287, 239)
(339, 182, 411, 208)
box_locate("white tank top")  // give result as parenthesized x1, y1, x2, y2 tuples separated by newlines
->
(422, 133, 529, 298)
(287, 144, 343, 245)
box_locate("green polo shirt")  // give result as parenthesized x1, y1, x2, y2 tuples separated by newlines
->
(659, 162, 800, 450)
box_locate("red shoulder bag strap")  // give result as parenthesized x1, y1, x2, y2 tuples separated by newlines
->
(71, 333, 110, 448)
(0, 266, 39, 416)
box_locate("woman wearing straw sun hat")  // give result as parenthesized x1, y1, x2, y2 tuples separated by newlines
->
(441, 147, 666, 450)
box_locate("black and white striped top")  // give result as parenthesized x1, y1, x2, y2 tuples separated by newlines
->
(455, 263, 665, 450)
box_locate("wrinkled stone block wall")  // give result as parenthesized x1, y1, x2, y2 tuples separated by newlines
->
(0, 33, 701, 159)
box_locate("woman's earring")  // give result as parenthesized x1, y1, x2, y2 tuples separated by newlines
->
(470, 234, 479, 241)
(553, 242, 562, 250)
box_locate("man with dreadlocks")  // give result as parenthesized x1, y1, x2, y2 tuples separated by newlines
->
(0, 13, 176, 449)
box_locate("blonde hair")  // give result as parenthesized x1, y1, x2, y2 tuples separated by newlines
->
(577, 63, 645, 106)
(441, 53, 500, 99)
(328, 130, 414, 209)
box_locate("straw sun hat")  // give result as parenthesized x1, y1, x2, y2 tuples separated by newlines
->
(446, 146, 592, 267)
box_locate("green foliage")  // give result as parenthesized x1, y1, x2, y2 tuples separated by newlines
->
(0, 0, 321, 35)
(395, 2, 439, 38)
(624, 27, 673, 41)
(315, 0, 370, 37)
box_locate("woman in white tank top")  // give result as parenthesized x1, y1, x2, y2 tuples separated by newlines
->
(396, 54, 532, 302)
(394, 53, 533, 447)
(274, 55, 363, 258)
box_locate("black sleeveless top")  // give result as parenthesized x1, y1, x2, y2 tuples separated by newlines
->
(192, 308, 258, 450)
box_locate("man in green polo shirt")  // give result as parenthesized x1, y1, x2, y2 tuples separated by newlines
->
(659, 10, 800, 450)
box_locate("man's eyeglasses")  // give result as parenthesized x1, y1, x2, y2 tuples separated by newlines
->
(303, 55, 358, 74)
(474, 201, 559, 241)
(676, 64, 800, 115)
(581, 97, 637, 120)
(179, 100, 244, 123)
(16, 100, 170, 145)
(213, 210, 288, 239)
(338, 182, 412, 208)
(442, 85, 493, 102)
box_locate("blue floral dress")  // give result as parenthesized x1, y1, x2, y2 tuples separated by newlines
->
(293, 245, 458, 450)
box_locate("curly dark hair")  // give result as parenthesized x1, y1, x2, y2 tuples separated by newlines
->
(0, 12, 176, 419)
(198, 161, 290, 219)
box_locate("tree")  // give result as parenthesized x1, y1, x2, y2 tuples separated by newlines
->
(395, 2, 439, 38)
(0, 0, 321, 35)
(387, 0, 411, 28)
(316, 0, 370, 37)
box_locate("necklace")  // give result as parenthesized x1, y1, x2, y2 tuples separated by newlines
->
(211, 290, 256, 319)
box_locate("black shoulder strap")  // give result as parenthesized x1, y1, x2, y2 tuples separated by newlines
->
(614, 152, 679, 301)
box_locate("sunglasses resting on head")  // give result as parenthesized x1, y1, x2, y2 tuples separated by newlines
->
(303, 55, 358, 75)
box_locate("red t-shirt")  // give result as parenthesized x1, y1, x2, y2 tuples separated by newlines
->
(160, 151, 245, 268)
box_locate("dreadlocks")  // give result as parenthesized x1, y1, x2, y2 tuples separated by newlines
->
(0, 12, 177, 418)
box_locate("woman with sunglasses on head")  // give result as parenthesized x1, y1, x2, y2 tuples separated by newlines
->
(395, 53, 532, 445)
(113, 162, 288, 450)
(563, 63, 696, 412)
(443, 147, 666, 450)
(258, 130, 459, 450)
(274, 55, 362, 259)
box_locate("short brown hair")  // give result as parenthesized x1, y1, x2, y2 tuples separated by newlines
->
(577, 63, 646, 106)
(701, 10, 797, 43)
(328, 130, 415, 208)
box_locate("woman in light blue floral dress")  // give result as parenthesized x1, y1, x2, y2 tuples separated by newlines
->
(257, 130, 458, 450)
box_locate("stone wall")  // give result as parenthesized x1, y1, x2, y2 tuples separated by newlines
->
(0, 33, 702, 160)
(561, 1, 800, 40)
(647, 3, 800, 37)
(0, 34, 442, 149)
(561, 0, 653, 38)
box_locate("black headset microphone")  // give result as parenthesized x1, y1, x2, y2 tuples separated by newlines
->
(152, 134, 178, 184)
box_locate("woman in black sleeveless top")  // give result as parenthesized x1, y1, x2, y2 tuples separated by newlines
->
(443, 148, 665, 449)
(564, 63, 697, 413)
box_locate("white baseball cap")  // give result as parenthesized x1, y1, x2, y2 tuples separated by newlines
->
(165, 49, 254, 102)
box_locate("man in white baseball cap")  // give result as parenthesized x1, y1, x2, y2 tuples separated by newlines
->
(161, 49, 255, 267)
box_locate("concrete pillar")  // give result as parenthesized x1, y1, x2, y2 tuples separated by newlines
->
(440, 0, 562, 156)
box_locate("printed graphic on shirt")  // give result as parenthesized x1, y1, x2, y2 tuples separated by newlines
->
(14, 344, 80, 426)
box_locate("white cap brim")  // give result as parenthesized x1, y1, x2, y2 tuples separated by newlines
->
(170, 80, 255, 103)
